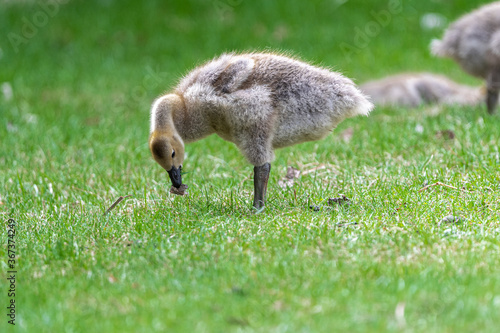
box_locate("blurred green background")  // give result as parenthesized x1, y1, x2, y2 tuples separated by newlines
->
(0, 0, 484, 108)
(0, 0, 486, 171)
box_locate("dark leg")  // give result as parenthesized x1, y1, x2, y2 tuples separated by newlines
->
(253, 163, 271, 209)
(487, 69, 500, 114)
(487, 89, 499, 114)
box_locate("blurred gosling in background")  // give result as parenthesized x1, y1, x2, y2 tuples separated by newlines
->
(431, 2, 500, 113)
(360, 72, 483, 108)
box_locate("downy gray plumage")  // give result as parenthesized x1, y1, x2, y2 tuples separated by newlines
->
(149, 52, 373, 209)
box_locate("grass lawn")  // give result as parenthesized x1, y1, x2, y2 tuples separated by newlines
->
(1, 0, 500, 331)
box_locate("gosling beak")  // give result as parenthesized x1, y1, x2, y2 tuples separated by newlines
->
(168, 166, 182, 188)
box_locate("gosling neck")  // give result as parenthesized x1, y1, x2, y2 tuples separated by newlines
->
(169, 94, 213, 143)
(151, 93, 213, 143)
(151, 94, 179, 134)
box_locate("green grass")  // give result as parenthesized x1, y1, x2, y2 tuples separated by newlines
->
(1, 0, 500, 332)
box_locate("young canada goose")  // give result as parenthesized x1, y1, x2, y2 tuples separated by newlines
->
(149, 52, 373, 209)
(431, 2, 500, 113)
(360, 72, 483, 108)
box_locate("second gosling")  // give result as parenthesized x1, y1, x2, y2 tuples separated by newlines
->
(360, 72, 483, 108)
(431, 2, 500, 113)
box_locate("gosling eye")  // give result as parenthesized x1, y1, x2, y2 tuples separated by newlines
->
(172, 149, 175, 158)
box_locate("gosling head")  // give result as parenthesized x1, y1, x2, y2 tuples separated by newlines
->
(149, 94, 185, 188)
(149, 131, 185, 187)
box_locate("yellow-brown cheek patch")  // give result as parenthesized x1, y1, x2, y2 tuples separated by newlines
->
(150, 140, 166, 159)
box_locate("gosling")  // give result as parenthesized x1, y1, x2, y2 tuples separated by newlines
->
(431, 2, 500, 114)
(360, 72, 483, 108)
(149, 52, 373, 209)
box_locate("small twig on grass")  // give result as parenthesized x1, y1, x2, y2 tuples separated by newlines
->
(418, 182, 470, 193)
(336, 222, 359, 227)
(104, 195, 132, 215)
(301, 164, 327, 176)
